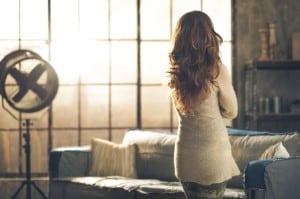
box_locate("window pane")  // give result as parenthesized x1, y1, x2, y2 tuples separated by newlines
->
(140, 0, 170, 39)
(51, 42, 80, 84)
(53, 130, 79, 148)
(20, 0, 48, 39)
(111, 129, 128, 143)
(33, 111, 48, 129)
(220, 42, 232, 74)
(172, 0, 201, 28)
(142, 86, 171, 128)
(53, 86, 78, 128)
(20, 41, 49, 58)
(203, 0, 231, 41)
(79, 0, 109, 39)
(81, 130, 109, 146)
(0, 131, 19, 173)
(172, 103, 179, 129)
(111, 0, 137, 39)
(0, 106, 19, 129)
(81, 85, 109, 127)
(111, 41, 137, 83)
(0, 0, 232, 177)
(78, 41, 110, 84)
(0, 42, 19, 60)
(141, 41, 170, 84)
(51, 41, 110, 84)
(0, 0, 19, 39)
(111, 86, 137, 127)
(51, 0, 79, 39)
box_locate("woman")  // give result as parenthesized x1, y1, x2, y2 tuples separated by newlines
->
(167, 11, 240, 199)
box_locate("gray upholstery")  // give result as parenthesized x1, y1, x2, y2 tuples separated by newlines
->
(50, 176, 245, 199)
(122, 130, 177, 181)
(49, 128, 300, 199)
(264, 158, 300, 199)
(244, 157, 300, 199)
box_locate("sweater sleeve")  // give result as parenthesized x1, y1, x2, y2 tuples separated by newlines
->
(217, 65, 238, 119)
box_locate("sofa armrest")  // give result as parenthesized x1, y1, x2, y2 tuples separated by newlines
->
(49, 146, 91, 178)
(245, 157, 300, 199)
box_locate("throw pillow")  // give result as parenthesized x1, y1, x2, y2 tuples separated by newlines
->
(259, 142, 290, 160)
(89, 138, 137, 178)
(228, 134, 294, 188)
(229, 133, 294, 171)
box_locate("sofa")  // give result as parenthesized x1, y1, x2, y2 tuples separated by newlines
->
(48, 127, 300, 199)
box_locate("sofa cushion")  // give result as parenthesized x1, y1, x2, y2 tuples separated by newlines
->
(228, 141, 291, 189)
(122, 130, 177, 181)
(50, 176, 246, 199)
(281, 133, 300, 156)
(49, 177, 136, 199)
(229, 133, 299, 172)
(89, 138, 137, 178)
(228, 132, 299, 188)
(259, 142, 290, 160)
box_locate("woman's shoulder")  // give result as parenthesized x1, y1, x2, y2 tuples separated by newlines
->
(217, 64, 232, 84)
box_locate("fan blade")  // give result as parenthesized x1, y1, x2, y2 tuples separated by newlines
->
(30, 83, 48, 100)
(28, 63, 46, 81)
(8, 67, 28, 102)
(12, 86, 28, 102)
(8, 67, 27, 85)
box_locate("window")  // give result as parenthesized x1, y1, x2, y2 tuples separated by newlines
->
(0, 0, 231, 176)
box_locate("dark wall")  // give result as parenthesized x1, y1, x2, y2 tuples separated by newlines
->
(233, 0, 300, 128)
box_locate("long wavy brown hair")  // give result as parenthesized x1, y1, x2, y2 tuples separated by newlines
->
(167, 10, 223, 115)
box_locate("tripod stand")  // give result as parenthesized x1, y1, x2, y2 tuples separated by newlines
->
(11, 119, 48, 199)
(0, 49, 58, 199)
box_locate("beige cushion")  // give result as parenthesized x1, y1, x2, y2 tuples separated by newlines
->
(229, 133, 299, 171)
(89, 138, 137, 178)
(228, 133, 299, 188)
(259, 142, 290, 160)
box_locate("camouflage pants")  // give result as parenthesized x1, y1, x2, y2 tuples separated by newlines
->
(181, 181, 227, 199)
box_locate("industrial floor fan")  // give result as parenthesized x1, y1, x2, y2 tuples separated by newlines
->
(0, 49, 59, 199)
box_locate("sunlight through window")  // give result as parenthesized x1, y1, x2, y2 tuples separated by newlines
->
(0, 0, 231, 177)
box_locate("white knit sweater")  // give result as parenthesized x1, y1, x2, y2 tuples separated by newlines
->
(173, 65, 240, 185)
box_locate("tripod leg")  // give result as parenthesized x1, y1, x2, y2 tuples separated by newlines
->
(11, 181, 26, 199)
(26, 180, 32, 199)
(24, 119, 32, 199)
(11, 120, 48, 199)
(31, 181, 48, 199)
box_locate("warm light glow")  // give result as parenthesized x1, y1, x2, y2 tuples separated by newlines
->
(0, 0, 232, 176)
(51, 38, 110, 84)
(51, 40, 84, 83)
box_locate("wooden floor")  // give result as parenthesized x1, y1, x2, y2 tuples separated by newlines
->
(0, 177, 49, 199)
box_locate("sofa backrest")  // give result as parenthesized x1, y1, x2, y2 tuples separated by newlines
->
(122, 128, 300, 188)
(122, 130, 177, 181)
(227, 128, 300, 188)
(229, 132, 300, 171)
